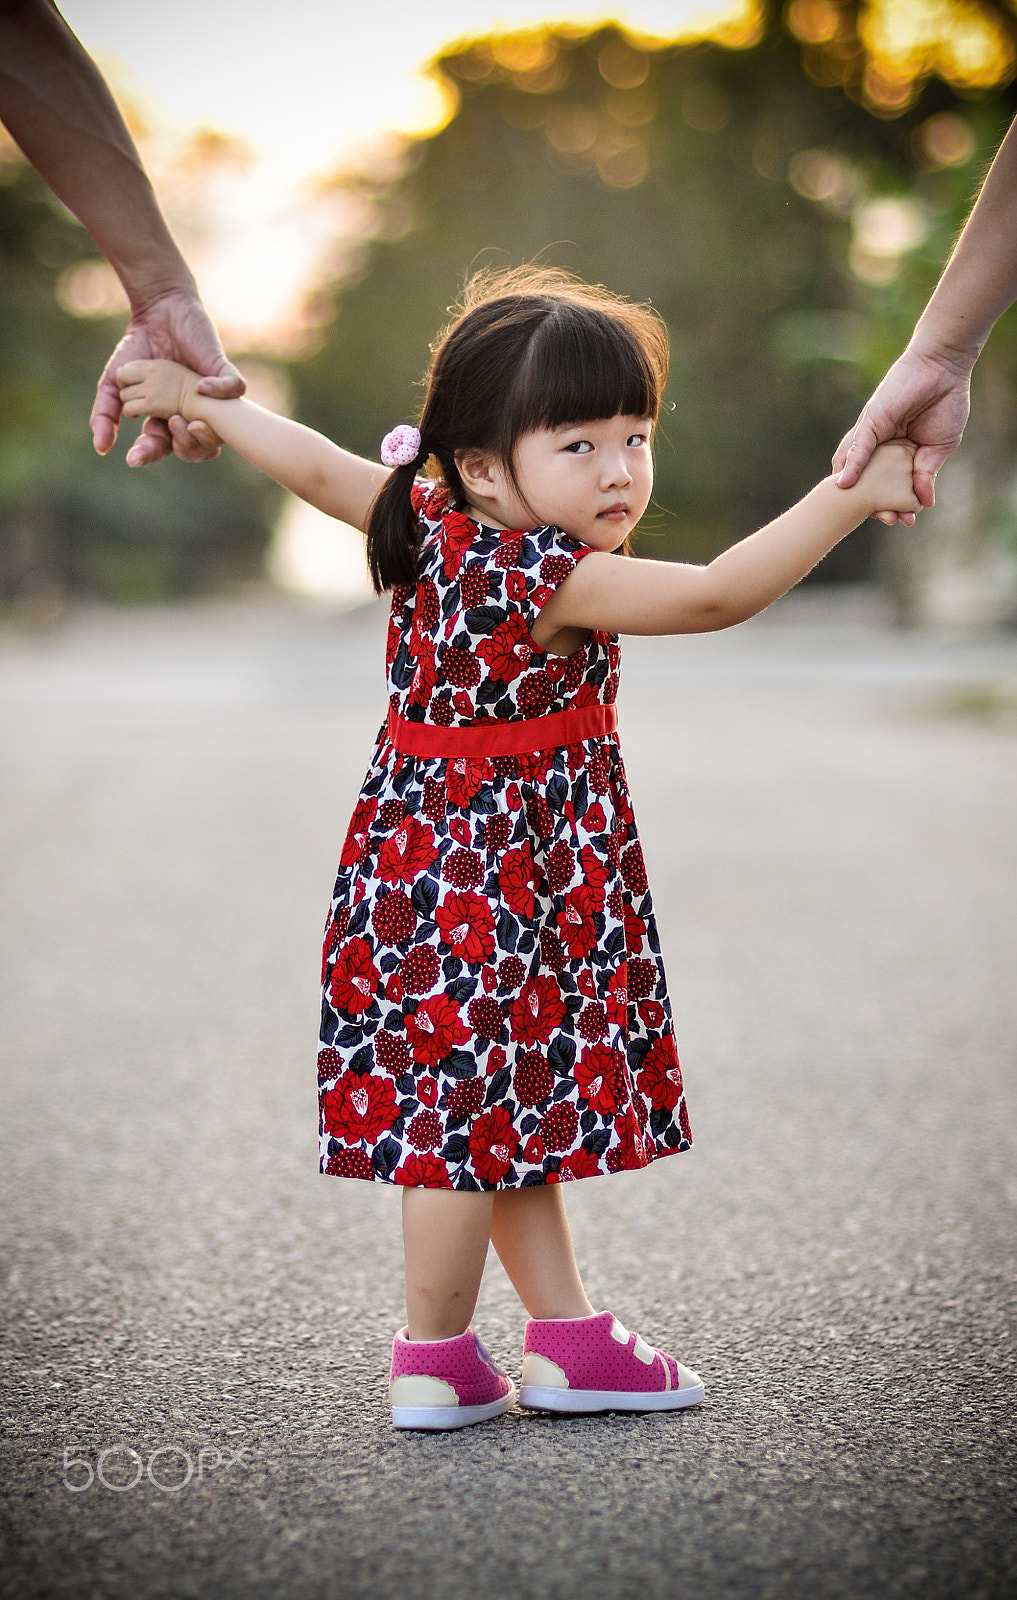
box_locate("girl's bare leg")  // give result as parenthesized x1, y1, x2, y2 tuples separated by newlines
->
(490, 1186, 596, 1320)
(401, 1188, 494, 1340)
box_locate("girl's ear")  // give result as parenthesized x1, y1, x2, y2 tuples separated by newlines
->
(455, 448, 499, 498)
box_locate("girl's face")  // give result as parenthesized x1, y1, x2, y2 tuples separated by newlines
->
(464, 414, 654, 550)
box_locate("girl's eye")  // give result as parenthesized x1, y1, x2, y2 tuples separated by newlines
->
(564, 440, 594, 454)
(627, 434, 648, 447)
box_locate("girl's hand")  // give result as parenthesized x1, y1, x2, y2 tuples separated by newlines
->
(853, 439, 923, 527)
(117, 359, 202, 425)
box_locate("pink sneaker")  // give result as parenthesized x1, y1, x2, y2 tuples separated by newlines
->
(389, 1327, 516, 1430)
(520, 1310, 705, 1413)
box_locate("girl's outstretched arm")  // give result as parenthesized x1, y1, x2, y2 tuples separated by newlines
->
(118, 359, 387, 530)
(535, 441, 921, 642)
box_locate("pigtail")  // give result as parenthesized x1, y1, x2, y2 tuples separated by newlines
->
(365, 462, 423, 593)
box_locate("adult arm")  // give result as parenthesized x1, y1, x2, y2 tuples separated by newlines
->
(834, 113, 1017, 506)
(0, 0, 241, 464)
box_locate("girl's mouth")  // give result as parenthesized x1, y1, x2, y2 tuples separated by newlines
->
(598, 504, 629, 521)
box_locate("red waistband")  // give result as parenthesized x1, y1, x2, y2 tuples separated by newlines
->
(386, 701, 618, 759)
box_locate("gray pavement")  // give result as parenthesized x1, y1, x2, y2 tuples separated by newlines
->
(1, 587, 1015, 1600)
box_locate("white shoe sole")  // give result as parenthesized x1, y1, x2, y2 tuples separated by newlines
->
(519, 1379, 704, 1413)
(392, 1382, 516, 1431)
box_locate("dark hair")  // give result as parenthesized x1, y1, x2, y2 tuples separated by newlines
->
(365, 266, 669, 592)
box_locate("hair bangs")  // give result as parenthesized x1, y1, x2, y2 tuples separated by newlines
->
(506, 303, 664, 448)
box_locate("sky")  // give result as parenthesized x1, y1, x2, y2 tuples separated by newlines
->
(57, 0, 747, 600)
(60, 0, 746, 342)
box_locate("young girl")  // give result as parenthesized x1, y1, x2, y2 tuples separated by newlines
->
(118, 267, 920, 1431)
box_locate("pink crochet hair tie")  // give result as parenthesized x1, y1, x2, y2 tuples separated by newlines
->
(381, 424, 422, 468)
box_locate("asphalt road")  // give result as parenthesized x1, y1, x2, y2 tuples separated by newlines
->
(1, 588, 1015, 1600)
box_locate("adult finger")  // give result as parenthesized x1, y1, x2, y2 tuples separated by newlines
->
(195, 359, 246, 400)
(90, 368, 123, 456)
(911, 444, 949, 509)
(184, 418, 224, 453)
(167, 414, 222, 463)
(834, 416, 880, 488)
(125, 417, 173, 467)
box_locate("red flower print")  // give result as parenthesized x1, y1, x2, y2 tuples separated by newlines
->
(625, 904, 648, 950)
(445, 758, 486, 810)
(446, 1077, 485, 1120)
(579, 844, 611, 893)
(377, 815, 438, 885)
(515, 752, 552, 784)
(526, 795, 554, 838)
(636, 1035, 683, 1111)
(371, 889, 416, 946)
(400, 944, 440, 994)
(495, 538, 524, 567)
(325, 1145, 374, 1180)
(452, 691, 475, 717)
(443, 646, 480, 688)
(340, 796, 377, 869)
(540, 553, 574, 585)
(440, 510, 478, 579)
(545, 841, 576, 894)
(443, 848, 484, 890)
(407, 1109, 444, 1150)
(405, 993, 469, 1067)
(499, 844, 540, 919)
(375, 1030, 410, 1076)
(577, 968, 597, 1000)
(436, 890, 496, 964)
(395, 1152, 453, 1188)
(539, 928, 566, 973)
(577, 1001, 608, 1042)
(413, 577, 439, 633)
(506, 783, 522, 810)
(556, 885, 603, 960)
(498, 955, 525, 991)
(517, 671, 554, 718)
(317, 1047, 341, 1084)
(476, 613, 535, 684)
(679, 1100, 692, 1143)
(486, 1045, 507, 1075)
(320, 1072, 399, 1144)
(408, 638, 437, 708)
(460, 565, 489, 608)
(539, 1101, 578, 1153)
(507, 568, 528, 600)
(329, 937, 380, 1016)
(484, 815, 510, 851)
(617, 844, 646, 896)
(509, 976, 566, 1046)
(513, 1050, 553, 1106)
(627, 959, 655, 1000)
(584, 800, 607, 833)
(418, 1075, 439, 1106)
(605, 965, 629, 1027)
(523, 1132, 545, 1163)
(576, 1045, 625, 1114)
(470, 1105, 519, 1184)
(422, 776, 446, 823)
(555, 1147, 601, 1181)
(640, 999, 665, 1029)
(607, 1106, 649, 1172)
(449, 815, 472, 846)
(467, 996, 504, 1038)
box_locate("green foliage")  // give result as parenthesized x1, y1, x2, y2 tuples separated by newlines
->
(0, 163, 280, 603)
(293, 24, 1017, 580)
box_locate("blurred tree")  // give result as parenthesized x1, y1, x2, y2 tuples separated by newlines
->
(294, 13, 1017, 581)
(0, 154, 280, 607)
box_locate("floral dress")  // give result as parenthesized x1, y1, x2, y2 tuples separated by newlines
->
(318, 483, 692, 1189)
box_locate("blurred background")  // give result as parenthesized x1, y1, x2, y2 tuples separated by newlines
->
(3, 0, 1017, 625)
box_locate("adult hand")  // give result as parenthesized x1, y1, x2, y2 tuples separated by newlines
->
(832, 346, 972, 515)
(90, 288, 244, 466)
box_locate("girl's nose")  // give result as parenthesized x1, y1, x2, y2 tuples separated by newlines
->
(601, 452, 632, 489)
